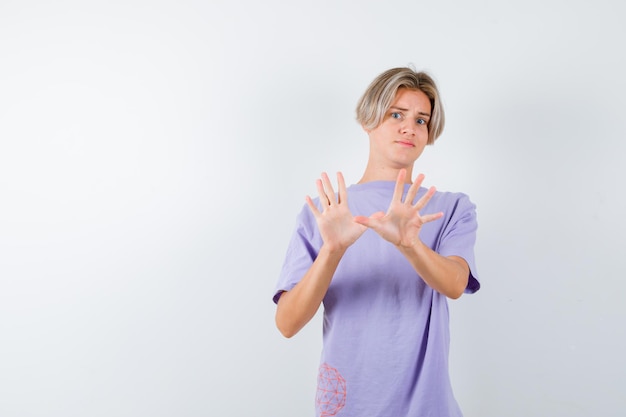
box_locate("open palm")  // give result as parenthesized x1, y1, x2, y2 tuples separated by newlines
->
(354, 170, 443, 248)
(306, 172, 367, 252)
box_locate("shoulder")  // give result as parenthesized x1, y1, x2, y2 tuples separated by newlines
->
(430, 190, 476, 213)
(293, 202, 319, 239)
(429, 190, 478, 236)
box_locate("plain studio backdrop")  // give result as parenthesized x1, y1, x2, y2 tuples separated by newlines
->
(1, 1, 624, 416)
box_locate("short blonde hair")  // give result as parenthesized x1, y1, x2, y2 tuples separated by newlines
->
(356, 67, 445, 145)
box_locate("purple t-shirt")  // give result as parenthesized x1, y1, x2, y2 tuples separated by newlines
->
(274, 181, 480, 417)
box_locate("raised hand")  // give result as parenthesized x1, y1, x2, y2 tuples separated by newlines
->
(306, 172, 367, 252)
(354, 169, 443, 248)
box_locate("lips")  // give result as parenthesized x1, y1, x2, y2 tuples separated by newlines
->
(395, 140, 415, 147)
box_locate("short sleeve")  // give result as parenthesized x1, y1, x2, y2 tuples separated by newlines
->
(272, 205, 322, 304)
(436, 194, 480, 294)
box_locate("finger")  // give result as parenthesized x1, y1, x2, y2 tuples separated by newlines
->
(305, 195, 321, 217)
(315, 178, 330, 206)
(353, 215, 370, 226)
(420, 211, 444, 223)
(354, 211, 385, 229)
(391, 169, 407, 203)
(320, 172, 337, 205)
(414, 186, 437, 210)
(354, 211, 384, 227)
(405, 173, 425, 204)
(336, 172, 347, 205)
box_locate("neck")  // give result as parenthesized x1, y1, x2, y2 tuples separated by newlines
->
(357, 164, 414, 184)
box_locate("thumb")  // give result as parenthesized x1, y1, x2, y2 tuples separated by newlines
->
(353, 215, 370, 226)
(354, 211, 385, 226)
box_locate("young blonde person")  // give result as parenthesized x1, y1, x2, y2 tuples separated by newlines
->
(273, 67, 480, 417)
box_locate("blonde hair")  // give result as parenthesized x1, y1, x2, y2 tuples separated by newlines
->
(356, 67, 445, 145)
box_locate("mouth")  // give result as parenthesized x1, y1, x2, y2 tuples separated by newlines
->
(395, 140, 415, 147)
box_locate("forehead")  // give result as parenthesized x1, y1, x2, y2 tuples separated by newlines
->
(391, 88, 431, 112)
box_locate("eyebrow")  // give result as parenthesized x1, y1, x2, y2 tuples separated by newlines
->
(389, 106, 431, 117)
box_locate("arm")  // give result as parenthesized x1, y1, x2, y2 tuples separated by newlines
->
(354, 169, 469, 299)
(275, 172, 366, 338)
(396, 244, 469, 299)
(276, 244, 346, 338)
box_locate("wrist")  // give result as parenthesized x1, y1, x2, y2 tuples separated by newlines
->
(397, 238, 427, 256)
(319, 242, 349, 258)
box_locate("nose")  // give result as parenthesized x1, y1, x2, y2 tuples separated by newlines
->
(401, 121, 416, 136)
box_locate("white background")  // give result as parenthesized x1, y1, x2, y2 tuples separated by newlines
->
(1, 1, 625, 416)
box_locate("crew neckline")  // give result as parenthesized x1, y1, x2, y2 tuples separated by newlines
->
(349, 181, 415, 191)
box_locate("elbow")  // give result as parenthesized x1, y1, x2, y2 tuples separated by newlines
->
(447, 275, 468, 299)
(275, 313, 299, 338)
(274, 291, 303, 338)
(444, 260, 469, 299)
(447, 288, 464, 300)
(278, 327, 297, 339)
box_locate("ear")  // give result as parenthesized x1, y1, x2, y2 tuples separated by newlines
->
(361, 124, 371, 134)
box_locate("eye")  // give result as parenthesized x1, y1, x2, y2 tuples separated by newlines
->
(416, 118, 427, 125)
(391, 112, 402, 119)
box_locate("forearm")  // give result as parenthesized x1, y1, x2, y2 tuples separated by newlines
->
(397, 241, 469, 299)
(275, 245, 346, 338)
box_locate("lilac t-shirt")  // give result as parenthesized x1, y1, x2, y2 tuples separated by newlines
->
(274, 181, 480, 417)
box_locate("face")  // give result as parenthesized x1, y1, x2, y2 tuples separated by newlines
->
(364, 88, 431, 170)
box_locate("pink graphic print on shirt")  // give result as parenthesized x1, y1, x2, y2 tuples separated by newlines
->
(316, 363, 347, 416)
